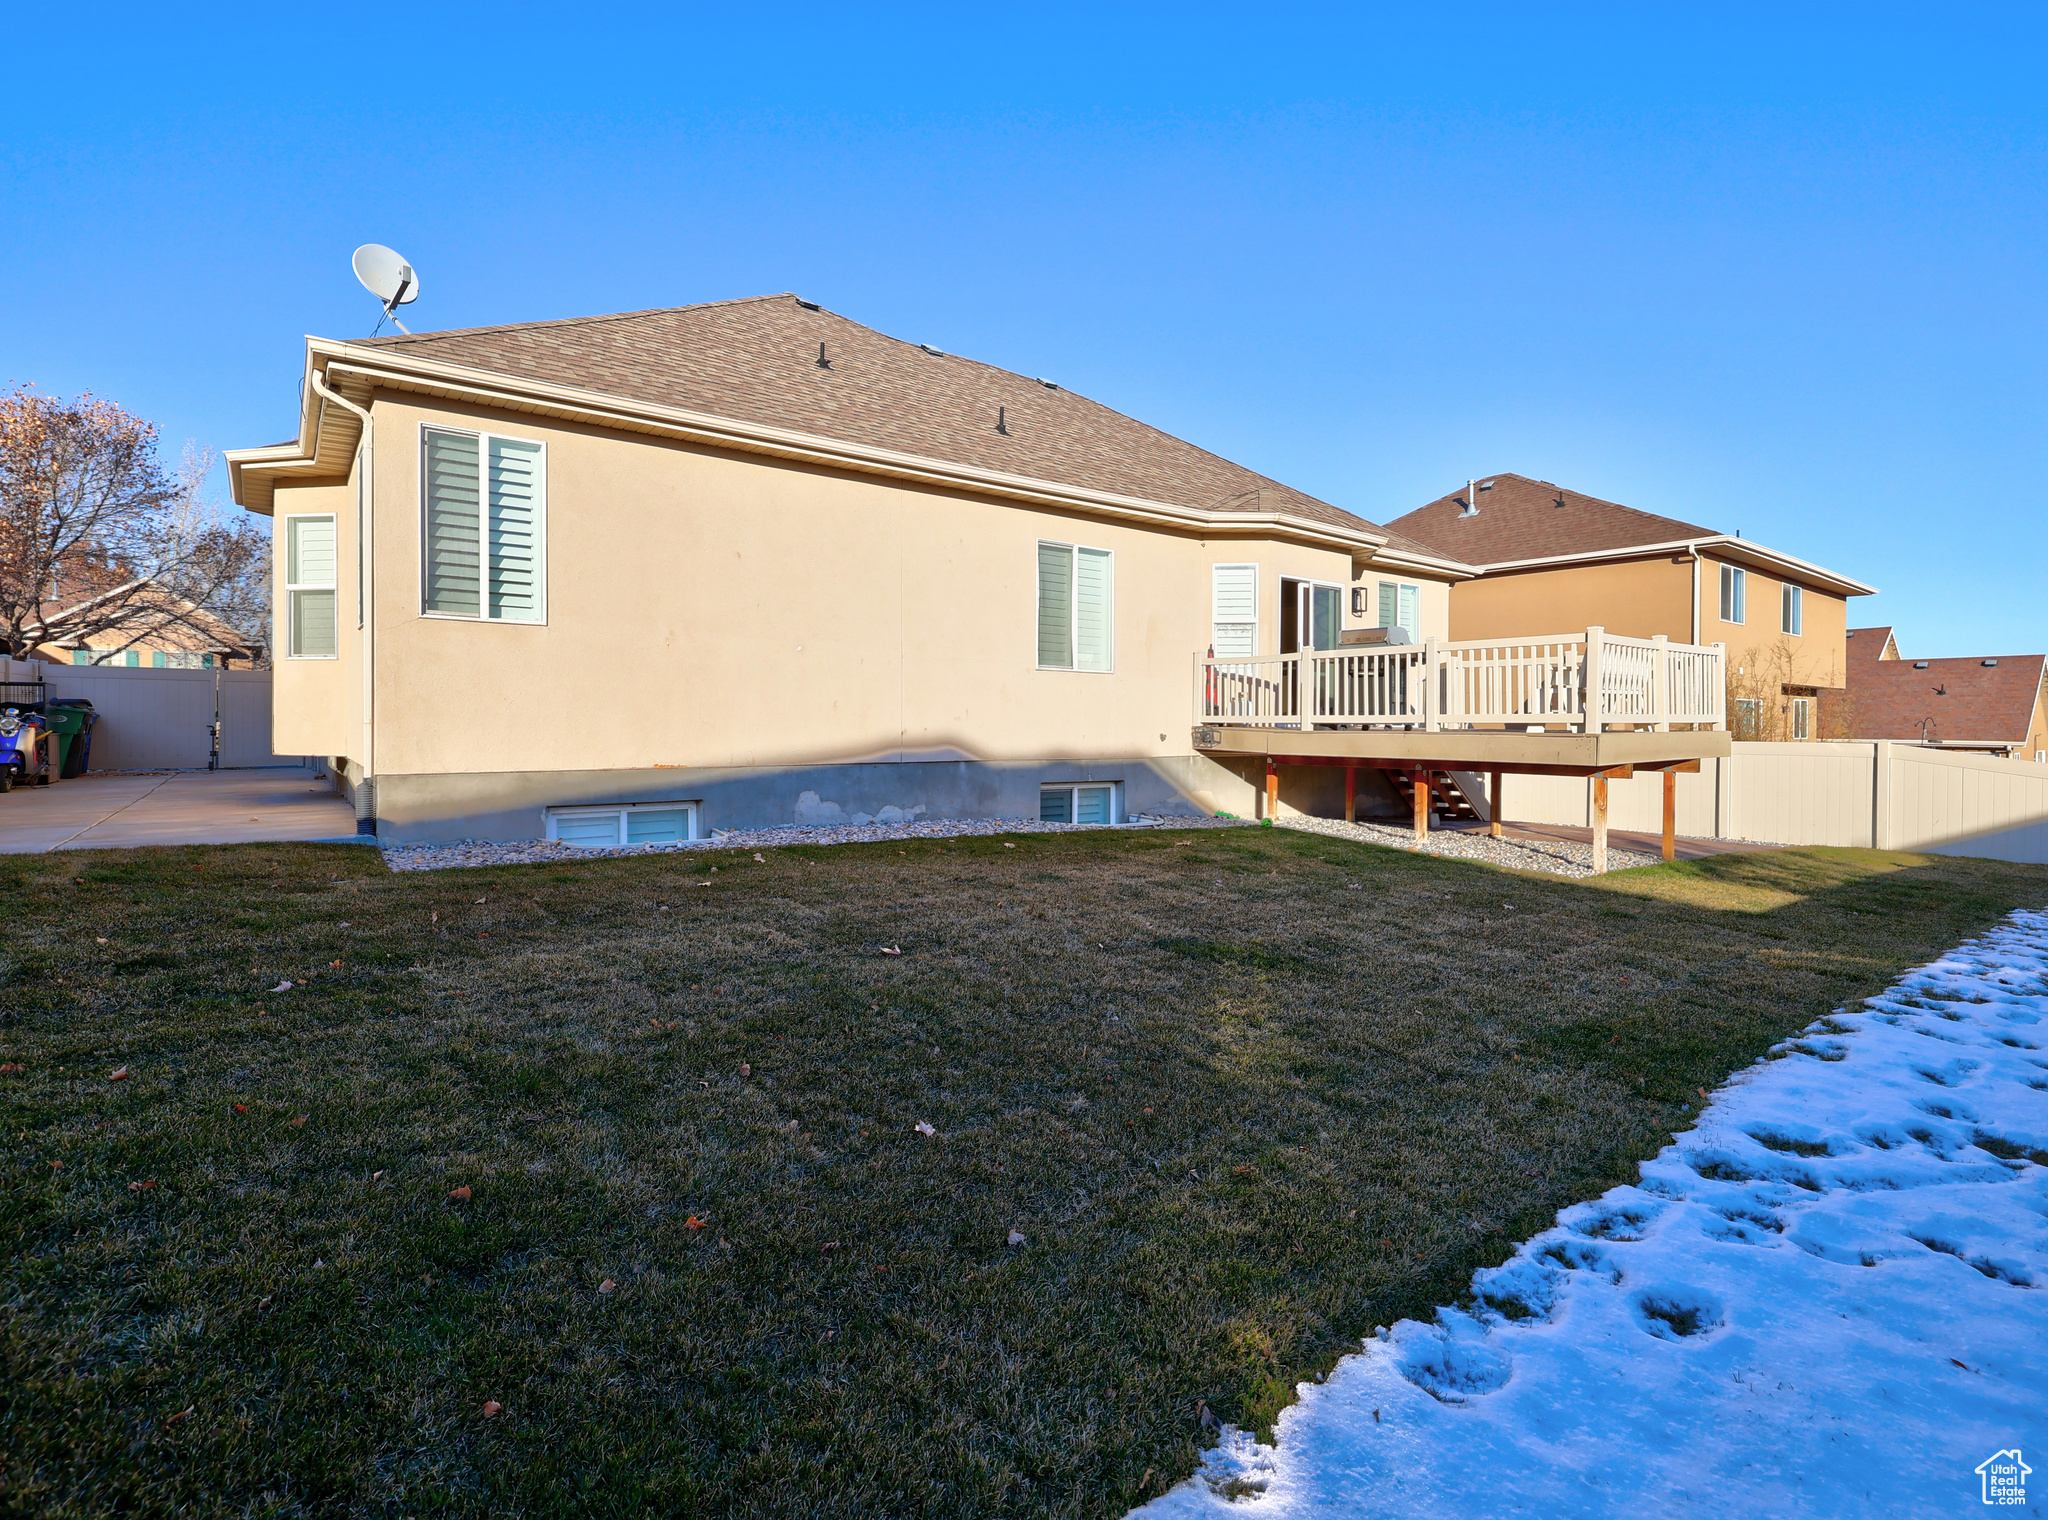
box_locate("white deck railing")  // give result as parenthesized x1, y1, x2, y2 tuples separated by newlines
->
(1196, 627, 1725, 733)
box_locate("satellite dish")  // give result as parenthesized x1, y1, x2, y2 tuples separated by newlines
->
(351, 244, 420, 334)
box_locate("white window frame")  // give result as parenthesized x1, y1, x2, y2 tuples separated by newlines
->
(1781, 582, 1803, 636)
(1791, 697, 1811, 740)
(544, 800, 700, 846)
(1377, 579, 1421, 637)
(420, 424, 549, 626)
(1295, 578, 1344, 652)
(1719, 564, 1747, 625)
(1038, 781, 1120, 826)
(283, 512, 339, 660)
(1211, 562, 1259, 659)
(1035, 539, 1114, 673)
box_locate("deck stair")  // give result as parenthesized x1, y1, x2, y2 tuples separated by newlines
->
(1387, 769, 1486, 822)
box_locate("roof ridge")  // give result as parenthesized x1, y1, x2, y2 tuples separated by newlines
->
(355, 292, 803, 349)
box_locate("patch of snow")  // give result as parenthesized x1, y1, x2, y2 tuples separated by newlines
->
(1136, 908, 2048, 1518)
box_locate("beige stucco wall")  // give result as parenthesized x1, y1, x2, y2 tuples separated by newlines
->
(271, 475, 360, 760)
(270, 393, 1457, 794)
(1446, 556, 1694, 644)
(1700, 552, 1850, 693)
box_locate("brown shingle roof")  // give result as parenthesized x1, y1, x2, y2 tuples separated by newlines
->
(1836, 629, 2045, 743)
(357, 293, 1397, 542)
(1382, 472, 1719, 565)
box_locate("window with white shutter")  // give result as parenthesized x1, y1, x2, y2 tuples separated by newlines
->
(1376, 580, 1421, 638)
(422, 426, 546, 623)
(1211, 564, 1257, 658)
(1036, 541, 1113, 671)
(285, 514, 337, 658)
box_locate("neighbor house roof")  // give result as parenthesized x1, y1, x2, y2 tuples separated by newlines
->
(31, 576, 260, 657)
(1382, 472, 1875, 597)
(229, 294, 1461, 570)
(1837, 626, 2046, 744)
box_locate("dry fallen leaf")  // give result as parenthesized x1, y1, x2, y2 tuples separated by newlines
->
(269, 981, 293, 993)
(599, 1278, 616, 1294)
(330, 960, 342, 969)
(820, 1240, 839, 1253)
(753, 853, 765, 863)
(0, 1064, 22, 1075)
(475, 898, 487, 904)
(128, 1179, 156, 1192)
(739, 1062, 751, 1078)
(449, 1185, 472, 1201)
(96, 936, 108, 944)
(164, 1406, 194, 1426)
(371, 1170, 385, 1181)
(233, 1103, 247, 1112)
(290, 1115, 308, 1127)
(109, 1067, 129, 1081)
(915, 1120, 936, 1137)
(1003, 843, 1015, 849)
(482, 1400, 502, 1417)
(881, 945, 902, 957)
(684, 1214, 708, 1231)
(1007, 1229, 1026, 1247)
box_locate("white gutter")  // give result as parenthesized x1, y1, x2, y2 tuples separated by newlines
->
(306, 368, 374, 834)
(1456, 534, 1877, 599)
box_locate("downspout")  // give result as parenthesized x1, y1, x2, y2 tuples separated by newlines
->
(1687, 542, 1701, 646)
(307, 367, 377, 837)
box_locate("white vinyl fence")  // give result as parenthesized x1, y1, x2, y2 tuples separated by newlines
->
(1498, 741, 2048, 865)
(0, 655, 308, 771)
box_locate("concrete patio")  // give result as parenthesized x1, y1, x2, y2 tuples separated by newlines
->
(0, 770, 362, 853)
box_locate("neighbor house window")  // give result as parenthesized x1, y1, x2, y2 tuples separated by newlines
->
(1377, 580, 1420, 638)
(545, 801, 698, 846)
(1781, 583, 1803, 636)
(422, 427, 546, 623)
(1040, 782, 1118, 825)
(1790, 697, 1811, 739)
(285, 514, 338, 658)
(1037, 541, 1112, 671)
(150, 651, 214, 669)
(1211, 563, 1258, 658)
(1734, 697, 1762, 739)
(1719, 564, 1746, 624)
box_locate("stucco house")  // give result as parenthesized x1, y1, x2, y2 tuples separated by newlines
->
(1383, 474, 1876, 740)
(30, 575, 262, 669)
(1825, 626, 2048, 760)
(224, 294, 1475, 842)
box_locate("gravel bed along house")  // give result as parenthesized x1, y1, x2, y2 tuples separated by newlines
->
(1274, 814, 1661, 877)
(377, 812, 1247, 871)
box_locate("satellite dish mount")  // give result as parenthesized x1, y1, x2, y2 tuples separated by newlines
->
(352, 244, 422, 335)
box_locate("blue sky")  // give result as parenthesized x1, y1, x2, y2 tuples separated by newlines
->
(4, 5, 2044, 654)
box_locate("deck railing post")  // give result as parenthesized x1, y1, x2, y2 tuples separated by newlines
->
(1582, 627, 1606, 733)
(1422, 636, 1440, 732)
(1649, 633, 1668, 731)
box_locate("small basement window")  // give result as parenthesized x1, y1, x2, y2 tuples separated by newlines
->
(545, 801, 699, 846)
(1040, 782, 1118, 825)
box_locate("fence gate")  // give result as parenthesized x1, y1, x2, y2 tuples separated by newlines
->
(0, 657, 308, 771)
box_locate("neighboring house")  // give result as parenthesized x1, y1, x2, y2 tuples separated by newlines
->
(1824, 625, 2048, 760)
(224, 294, 1473, 842)
(29, 576, 262, 669)
(1382, 474, 1877, 740)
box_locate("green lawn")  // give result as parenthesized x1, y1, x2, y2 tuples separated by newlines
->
(3, 828, 2044, 1518)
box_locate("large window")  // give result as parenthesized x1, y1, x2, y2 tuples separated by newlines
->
(1037, 540, 1113, 671)
(1211, 563, 1257, 658)
(285, 514, 338, 658)
(1040, 782, 1118, 825)
(422, 427, 546, 623)
(1719, 564, 1747, 624)
(545, 801, 697, 846)
(1781, 583, 1803, 636)
(1377, 580, 1420, 638)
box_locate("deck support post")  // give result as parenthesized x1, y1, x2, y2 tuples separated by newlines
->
(1591, 773, 1610, 873)
(1662, 769, 1677, 862)
(1413, 770, 1431, 841)
(1488, 768, 1503, 838)
(1265, 758, 1279, 822)
(1344, 765, 1357, 824)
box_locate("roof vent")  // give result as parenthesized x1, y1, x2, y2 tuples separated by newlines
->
(1914, 661, 1930, 669)
(1457, 478, 1491, 518)
(919, 343, 945, 357)
(795, 298, 820, 311)
(1983, 658, 1999, 666)
(1037, 378, 1059, 389)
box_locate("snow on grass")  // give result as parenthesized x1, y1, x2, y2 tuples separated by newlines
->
(1139, 908, 2048, 1518)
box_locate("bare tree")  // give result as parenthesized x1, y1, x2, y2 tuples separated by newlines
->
(0, 386, 264, 661)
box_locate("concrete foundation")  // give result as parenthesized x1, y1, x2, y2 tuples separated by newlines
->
(356, 752, 1287, 843)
